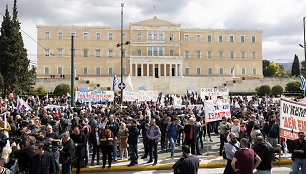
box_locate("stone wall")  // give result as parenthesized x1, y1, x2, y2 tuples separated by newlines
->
(34, 77, 299, 95)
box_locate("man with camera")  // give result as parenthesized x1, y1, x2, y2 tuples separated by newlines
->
(173, 145, 199, 174)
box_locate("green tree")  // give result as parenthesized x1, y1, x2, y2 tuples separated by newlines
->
(0, 1, 35, 98)
(266, 62, 280, 77)
(272, 85, 283, 96)
(285, 81, 301, 93)
(36, 86, 46, 94)
(257, 85, 272, 96)
(54, 84, 71, 96)
(262, 60, 270, 76)
(291, 54, 300, 76)
(301, 61, 306, 77)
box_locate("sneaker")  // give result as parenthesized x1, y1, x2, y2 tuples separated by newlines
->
(171, 156, 174, 159)
(127, 163, 135, 167)
(141, 156, 147, 159)
(210, 139, 213, 142)
(147, 159, 153, 163)
(153, 162, 157, 166)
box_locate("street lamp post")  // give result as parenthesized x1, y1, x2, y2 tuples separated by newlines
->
(303, 17, 306, 63)
(71, 35, 75, 107)
(120, 3, 124, 105)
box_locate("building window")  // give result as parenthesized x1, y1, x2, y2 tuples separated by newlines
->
(45, 49, 50, 56)
(122, 67, 126, 75)
(230, 67, 235, 75)
(252, 36, 256, 43)
(58, 49, 63, 57)
(219, 51, 224, 58)
(83, 67, 88, 75)
(153, 31, 157, 40)
(154, 47, 158, 56)
(137, 33, 141, 40)
(96, 67, 101, 75)
(83, 32, 88, 40)
(96, 49, 101, 57)
(184, 51, 189, 58)
(137, 49, 142, 56)
(252, 51, 256, 58)
(184, 34, 189, 41)
(169, 50, 174, 56)
(219, 35, 223, 42)
(159, 47, 163, 56)
(185, 68, 189, 75)
(230, 35, 234, 42)
(83, 49, 88, 57)
(208, 35, 212, 42)
(45, 32, 50, 39)
(44, 67, 49, 74)
(148, 31, 152, 40)
(159, 32, 164, 41)
(196, 51, 201, 58)
(252, 68, 257, 75)
(122, 33, 126, 40)
(208, 68, 212, 75)
(122, 50, 126, 58)
(219, 68, 224, 75)
(58, 32, 62, 39)
(108, 50, 113, 57)
(108, 67, 113, 75)
(196, 34, 200, 42)
(58, 67, 62, 74)
(241, 51, 246, 58)
(108, 33, 113, 40)
(207, 51, 212, 58)
(230, 51, 235, 58)
(241, 36, 245, 43)
(96, 33, 101, 40)
(196, 68, 201, 75)
(242, 68, 246, 75)
(148, 47, 152, 56)
(170, 33, 174, 41)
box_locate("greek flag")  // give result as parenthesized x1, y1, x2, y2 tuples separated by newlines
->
(113, 74, 119, 91)
(300, 74, 306, 90)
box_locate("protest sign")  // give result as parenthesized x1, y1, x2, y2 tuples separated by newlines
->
(280, 98, 306, 140)
(201, 88, 229, 99)
(76, 91, 114, 102)
(204, 99, 231, 122)
(123, 91, 139, 101)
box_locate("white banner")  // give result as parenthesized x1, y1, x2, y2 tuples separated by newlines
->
(173, 96, 182, 106)
(204, 99, 231, 122)
(76, 91, 114, 102)
(280, 98, 306, 140)
(122, 91, 159, 102)
(201, 88, 229, 99)
(123, 91, 139, 101)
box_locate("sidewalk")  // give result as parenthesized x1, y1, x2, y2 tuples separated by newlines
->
(74, 154, 292, 173)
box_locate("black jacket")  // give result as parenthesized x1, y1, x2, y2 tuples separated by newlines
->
(29, 151, 55, 174)
(71, 132, 86, 158)
(183, 124, 197, 143)
(128, 125, 139, 145)
(88, 131, 100, 147)
(60, 138, 75, 164)
(12, 145, 35, 172)
(252, 142, 280, 170)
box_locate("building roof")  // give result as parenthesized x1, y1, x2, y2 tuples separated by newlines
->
(130, 16, 181, 27)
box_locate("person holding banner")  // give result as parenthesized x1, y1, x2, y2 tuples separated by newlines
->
(0, 116, 11, 135)
(291, 132, 306, 174)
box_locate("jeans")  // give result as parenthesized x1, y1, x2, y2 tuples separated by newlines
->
(255, 170, 272, 174)
(292, 158, 306, 174)
(129, 144, 138, 164)
(112, 139, 118, 160)
(169, 137, 176, 158)
(62, 163, 72, 174)
(92, 145, 100, 163)
(53, 151, 60, 174)
(148, 139, 158, 162)
(219, 134, 227, 156)
(196, 136, 201, 154)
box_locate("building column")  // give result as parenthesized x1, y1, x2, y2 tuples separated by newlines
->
(153, 64, 156, 77)
(176, 64, 179, 76)
(130, 63, 132, 76)
(158, 64, 161, 77)
(180, 63, 183, 76)
(164, 64, 167, 76)
(141, 64, 143, 77)
(147, 64, 149, 76)
(134, 63, 137, 76)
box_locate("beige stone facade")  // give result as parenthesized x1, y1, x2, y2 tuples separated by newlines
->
(37, 16, 263, 79)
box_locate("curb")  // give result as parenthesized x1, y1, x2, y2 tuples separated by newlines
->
(73, 159, 292, 172)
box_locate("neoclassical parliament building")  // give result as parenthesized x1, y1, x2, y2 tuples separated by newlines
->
(37, 17, 263, 82)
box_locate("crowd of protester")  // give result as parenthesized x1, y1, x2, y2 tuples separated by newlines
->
(0, 92, 305, 174)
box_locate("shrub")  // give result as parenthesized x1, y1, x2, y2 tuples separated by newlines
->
(54, 84, 71, 96)
(36, 86, 46, 94)
(257, 85, 271, 96)
(285, 81, 301, 93)
(272, 85, 283, 96)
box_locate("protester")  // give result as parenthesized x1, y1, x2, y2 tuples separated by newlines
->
(224, 132, 240, 174)
(59, 132, 75, 174)
(173, 145, 199, 174)
(166, 117, 183, 159)
(107, 115, 119, 162)
(0, 158, 11, 174)
(45, 125, 61, 174)
(119, 122, 129, 160)
(88, 126, 101, 165)
(100, 125, 114, 168)
(183, 117, 197, 155)
(70, 127, 86, 174)
(127, 119, 139, 167)
(218, 117, 231, 156)
(290, 131, 306, 174)
(147, 118, 161, 165)
(231, 138, 262, 174)
(30, 142, 55, 174)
